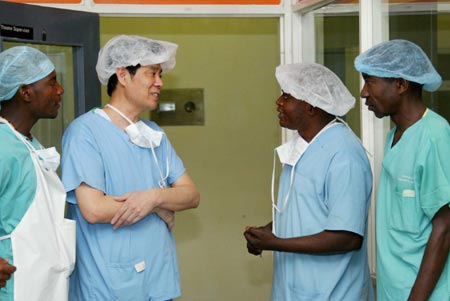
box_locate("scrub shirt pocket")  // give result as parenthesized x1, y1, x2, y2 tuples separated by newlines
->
(389, 183, 422, 234)
(105, 260, 146, 301)
(289, 286, 324, 301)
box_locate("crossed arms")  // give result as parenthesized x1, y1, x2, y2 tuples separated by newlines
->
(74, 172, 200, 229)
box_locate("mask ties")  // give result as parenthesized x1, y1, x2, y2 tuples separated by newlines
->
(335, 116, 373, 158)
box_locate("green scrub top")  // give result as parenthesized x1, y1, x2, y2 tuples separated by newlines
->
(0, 124, 40, 301)
(376, 109, 450, 301)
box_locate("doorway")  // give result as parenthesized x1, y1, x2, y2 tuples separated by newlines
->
(0, 1, 100, 152)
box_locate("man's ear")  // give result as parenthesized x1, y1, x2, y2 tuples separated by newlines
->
(116, 67, 129, 85)
(396, 78, 409, 94)
(307, 103, 315, 116)
(18, 84, 33, 103)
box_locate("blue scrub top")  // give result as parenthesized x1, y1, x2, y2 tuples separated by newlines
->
(272, 123, 374, 301)
(0, 124, 42, 301)
(376, 109, 450, 301)
(61, 110, 186, 301)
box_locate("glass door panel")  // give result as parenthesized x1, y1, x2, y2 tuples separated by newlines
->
(312, 7, 361, 136)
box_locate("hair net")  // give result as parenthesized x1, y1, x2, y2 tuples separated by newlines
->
(354, 39, 442, 92)
(96, 35, 178, 85)
(275, 63, 355, 116)
(0, 46, 55, 102)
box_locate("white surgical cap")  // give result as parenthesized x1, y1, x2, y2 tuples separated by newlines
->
(354, 39, 442, 92)
(0, 46, 55, 102)
(275, 63, 355, 116)
(96, 35, 178, 85)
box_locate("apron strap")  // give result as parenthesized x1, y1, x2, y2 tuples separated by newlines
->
(0, 234, 11, 241)
(0, 117, 40, 153)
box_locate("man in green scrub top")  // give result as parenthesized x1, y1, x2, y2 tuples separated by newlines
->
(355, 39, 450, 301)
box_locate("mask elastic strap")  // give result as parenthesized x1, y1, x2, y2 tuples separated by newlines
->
(106, 104, 134, 125)
(279, 164, 296, 213)
(148, 139, 168, 188)
(271, 149, 280, 213)
(158, 141, 170, 188)
(271, 149, 279, 235)
(271, 149, 297, 235)
(164, 142, 170, 182)
(335, 116, 373, 158)
(0, 234, 11, 241)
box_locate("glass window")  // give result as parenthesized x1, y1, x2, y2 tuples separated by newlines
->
(388, 2, 450, 121)
(308, 0, 450, 128)
(312, 1, 361, 136)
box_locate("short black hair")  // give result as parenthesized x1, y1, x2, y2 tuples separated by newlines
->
(408, 80, 423, 95)
(106, 64, 141, 96)
(383, 77, 423, 96)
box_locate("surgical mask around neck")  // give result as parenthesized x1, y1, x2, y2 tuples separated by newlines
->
(275, 134, 309, 166)
(271, 134, 309, 235)
(106, 104, 163, 148)
(271, 119, 339, 235)
(105, 104, 169, 188)
(36, 147, 60, 172)
(125, 121, 164, 148)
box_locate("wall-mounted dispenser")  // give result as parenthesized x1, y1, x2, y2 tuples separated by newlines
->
(151, 88, 204, 126)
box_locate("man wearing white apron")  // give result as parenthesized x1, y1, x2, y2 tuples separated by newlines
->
(0, 46, 76, 301)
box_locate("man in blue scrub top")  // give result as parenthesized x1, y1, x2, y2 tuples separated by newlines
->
(355, 39, 450, 301)
(244, 63, 374, 300)
(61, 35, 200, 301)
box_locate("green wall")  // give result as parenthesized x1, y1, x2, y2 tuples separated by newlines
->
(100, 17, 280, 300)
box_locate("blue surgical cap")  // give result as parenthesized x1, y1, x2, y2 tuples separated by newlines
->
(355, 40, 441, 92)
(0, 46, 55, 102)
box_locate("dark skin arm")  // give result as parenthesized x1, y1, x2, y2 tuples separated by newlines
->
(244, 222, 362, 254)
(0, 258, 16, 288)
(408, 205, 450, 301)
(245, 222, 273, 256)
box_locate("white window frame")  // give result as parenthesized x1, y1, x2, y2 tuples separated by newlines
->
(289, 0, 391, 275)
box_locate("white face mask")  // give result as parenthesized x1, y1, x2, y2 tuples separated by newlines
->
(275, 134, 309, 166)
(125, 121, 163, 148)
(106, 104, 163, 148)
(36, 147, 60, 172)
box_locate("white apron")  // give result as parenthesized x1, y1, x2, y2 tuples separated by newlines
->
(0, 119, 75, 301)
